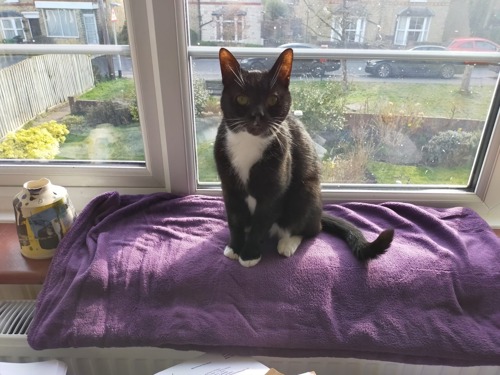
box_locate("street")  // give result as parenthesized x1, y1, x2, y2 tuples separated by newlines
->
(192, 58, 499, 85)
(2, 55, 496, 85)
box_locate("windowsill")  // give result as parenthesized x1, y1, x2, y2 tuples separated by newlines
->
(1, 222, 499, 285)
(0, 223, 52, 284)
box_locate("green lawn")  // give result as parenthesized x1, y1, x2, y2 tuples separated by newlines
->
(368, 161, 471, 186)
(290, 80, 492, 120)
(79, 78, 136, 102)
(345, 81, 491, 120)
(57, 123, 144, 161)
(56, 78, 143, 161)
(58, 78, 488, 184)
(197, 142, 473, 185)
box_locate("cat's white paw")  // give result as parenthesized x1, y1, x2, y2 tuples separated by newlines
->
(277, 236, 303, 257)
(239, 256, 262, 267)
(223, 246, 239, 260)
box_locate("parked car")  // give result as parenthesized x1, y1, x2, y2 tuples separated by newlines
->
(239, 43, 341, 77)
(365, 45, 465, 79)
(447, 37, 500, 52)
(447, 38, 500, 66)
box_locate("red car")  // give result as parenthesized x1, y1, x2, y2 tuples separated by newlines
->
(447, 37, 500, 67)
(447, 37, 500, 52)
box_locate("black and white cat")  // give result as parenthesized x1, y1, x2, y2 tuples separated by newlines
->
(214, 47, 394, 267)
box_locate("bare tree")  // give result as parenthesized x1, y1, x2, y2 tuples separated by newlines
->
(301, 0, 370, 91)
(304, 0, 349, 91)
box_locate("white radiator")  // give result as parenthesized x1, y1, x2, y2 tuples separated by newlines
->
(0, 300, 499, 375)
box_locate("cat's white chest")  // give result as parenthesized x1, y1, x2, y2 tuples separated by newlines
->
(226, 130, 272, 184)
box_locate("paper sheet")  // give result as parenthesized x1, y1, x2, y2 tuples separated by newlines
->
(154, 353, 270, 375)
(0, 360, 67, 375)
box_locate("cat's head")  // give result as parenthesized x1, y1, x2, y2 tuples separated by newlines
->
(218, 48, 293, 137)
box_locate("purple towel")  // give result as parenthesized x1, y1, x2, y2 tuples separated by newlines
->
(28, 192, 500, 366)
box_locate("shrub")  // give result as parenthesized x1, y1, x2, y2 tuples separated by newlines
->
(193, 76, 210, 116)
(375, 101, 425, 135)
(61, 115, 86, 135)
(203, 95, 221, 115)
(85, 101, 132, 126)
(0, 121, 68, 159)
(38, 120, 69, 143)
(61, 114, 85, 128)
(422, 130, 481, 168)
(290, 81, 345, 133)
(321, 122, 377, 183)
(322, 150, 372, 183)
(129, 99, 139, 122)
(118, 21, 129, 44)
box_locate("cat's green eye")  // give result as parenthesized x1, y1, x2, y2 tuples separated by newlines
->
(236, 95, 250, 106)
(267, 95, 278, 106)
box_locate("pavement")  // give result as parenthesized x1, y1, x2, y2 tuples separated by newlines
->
(31, 102, 71, 126)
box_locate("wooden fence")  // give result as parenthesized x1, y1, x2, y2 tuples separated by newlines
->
(0, 54, 94, 139)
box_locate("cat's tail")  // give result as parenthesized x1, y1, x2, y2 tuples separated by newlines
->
(321, 213, 394, 261)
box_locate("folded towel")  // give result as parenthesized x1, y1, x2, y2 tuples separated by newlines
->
(28, 192, 500, 366)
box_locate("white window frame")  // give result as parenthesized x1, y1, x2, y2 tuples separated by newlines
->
(394, 15, 430, 46)
(44, 9, 79, 38)
(1, 1, 500, 229)
(332, 16, 366, 44)
(214, 12, 245, 42)
(82, 13, 98, 44)
(0, 17, 25, 41)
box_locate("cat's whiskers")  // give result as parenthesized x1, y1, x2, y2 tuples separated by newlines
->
(229, 67, 245, 88)
(226, 118, 247, 132)
(268, 120, 291, 153)
(269, 61, 282, 89)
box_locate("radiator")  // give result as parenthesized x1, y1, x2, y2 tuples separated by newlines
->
(1, 300, 499, 375)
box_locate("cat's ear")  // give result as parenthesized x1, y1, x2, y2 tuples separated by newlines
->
(270, 48, 293, 87)
(219, 48, 241, 86)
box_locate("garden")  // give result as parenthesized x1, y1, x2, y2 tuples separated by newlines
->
(196, 78, 487, 186)
(0, 75, 489, 187)
(0, 78, 143, 162)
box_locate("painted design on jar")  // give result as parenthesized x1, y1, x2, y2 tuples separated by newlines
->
(13, 178, 76, 259)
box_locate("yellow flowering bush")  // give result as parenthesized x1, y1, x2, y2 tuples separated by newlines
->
(0, 120, 69, 159)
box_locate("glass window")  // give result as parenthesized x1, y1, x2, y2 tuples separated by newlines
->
(186, 0, 500, 225)
(332, 17, 366, 44)
(1, 17, 24, 41)
(1, 1, 500, 228)
(0, 3, 143, 164)
(395, 16, 430, 46)
(45, 9, 78, 38)
(460, 41, 474, 49)
(82, 14, 99, 45)
(476, 41, 498, 51)
(213, 9, 246, 42)
(0, 0, 156, 218)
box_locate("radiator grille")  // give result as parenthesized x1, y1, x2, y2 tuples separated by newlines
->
(0, 300, 498, 375)
(0, 300, 35, 335)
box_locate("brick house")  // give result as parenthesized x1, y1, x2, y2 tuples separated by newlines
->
(188, 0, 264, 45)
(0, 0, 125, 45)
(187, 0, 485, 48)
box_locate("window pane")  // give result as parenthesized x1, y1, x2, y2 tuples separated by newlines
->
(0, 2, 144, 164)
(188, 0, 500, 189)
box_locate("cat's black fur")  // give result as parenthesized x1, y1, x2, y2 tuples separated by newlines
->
(214, 47, 394, 267)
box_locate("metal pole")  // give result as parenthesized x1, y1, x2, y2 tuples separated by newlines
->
(98, 0, 115, 79)
(112, 20, 122, 78)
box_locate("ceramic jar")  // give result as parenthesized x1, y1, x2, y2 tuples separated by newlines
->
(13, 178, 76, 259)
